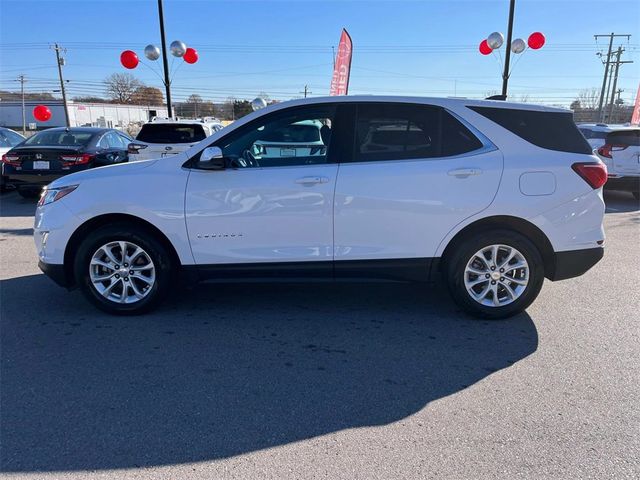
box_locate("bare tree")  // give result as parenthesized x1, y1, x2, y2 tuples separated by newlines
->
(104, 73, 143, 104)
(577, 88, 600, 111)
(185, 94, 203, 118)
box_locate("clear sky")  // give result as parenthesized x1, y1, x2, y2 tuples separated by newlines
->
(1, 0, 638, 106)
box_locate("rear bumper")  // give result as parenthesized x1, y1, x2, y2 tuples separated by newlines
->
(6, 173, 64, 189)
(605, 176, 640, 192)
(38, 260, 71, 288)
(547, 247, 604, 281)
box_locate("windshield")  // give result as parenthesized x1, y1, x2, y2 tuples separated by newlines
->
(23, 130, 94, 147)
(136, 124, 207, 144)
(260, 124, 321, 143)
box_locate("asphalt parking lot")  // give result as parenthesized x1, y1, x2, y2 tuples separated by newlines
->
(1, 190, 638, 479)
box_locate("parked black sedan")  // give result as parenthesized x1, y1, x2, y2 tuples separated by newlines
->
(1, 127, 133, 198)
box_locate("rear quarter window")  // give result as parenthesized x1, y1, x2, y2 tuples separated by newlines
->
(136, 124, 207, 144)
(470, 106, 592, 154)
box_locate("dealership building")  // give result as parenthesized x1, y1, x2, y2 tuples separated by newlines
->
(0, 100, 167, 132)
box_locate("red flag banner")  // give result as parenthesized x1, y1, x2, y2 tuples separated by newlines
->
(329, 29, 353, 96)
(631, 83, 640, 125)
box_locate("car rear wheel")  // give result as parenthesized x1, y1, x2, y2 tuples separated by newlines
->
(74, 224, 173, 315)
(445, 230, 544, 319)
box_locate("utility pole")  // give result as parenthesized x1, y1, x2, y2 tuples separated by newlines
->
(501, 0, 516, 98)
(300, 85, 311, 98)
(594, 33, 631, 122)
(17, 74, 26, 135)
(157, 0, 173, 118)
(51, 44, 70, 127)
(607, 47, 633, 122)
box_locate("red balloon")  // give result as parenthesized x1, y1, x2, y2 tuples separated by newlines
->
(120, 50, 139, 69)
(183, 47, 198, 64)
(479, 39, 492, 55)
(33, 105, 51, 122)
(528, 32, 545, 50)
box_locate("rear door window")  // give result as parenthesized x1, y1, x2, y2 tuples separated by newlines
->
(352, 103, 483, 162)
(470, 106, 592, 154)
(136, 124, 207, 144)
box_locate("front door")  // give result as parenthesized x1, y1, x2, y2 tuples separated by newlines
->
(185, 104, 339, 270)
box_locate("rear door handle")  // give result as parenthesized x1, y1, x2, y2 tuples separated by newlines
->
(447, 168, 483, 178)
(295, 176, 330, 185)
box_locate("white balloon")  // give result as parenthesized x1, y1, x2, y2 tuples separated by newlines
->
(170, 40, 187, 57)
(511, 38, 526, 54)
(487, 32, 504, 50)
(251, 97, 267, 111)
(144, 44, 160, 61)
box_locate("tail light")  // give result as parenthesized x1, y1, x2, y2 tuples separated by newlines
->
(60, 153, 94, 167)
(128, 143, 147, 154)
(597, 143, 628, 158)
(1, 154, 20, 167)
(572, 162, 608, 189)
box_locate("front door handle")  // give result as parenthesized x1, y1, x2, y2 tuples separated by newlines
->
(295, 176, 329, 185)
(447, 168, 483, 178)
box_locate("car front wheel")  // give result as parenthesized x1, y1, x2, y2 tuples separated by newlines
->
(445, 230, 545, 319)
(74, 224, 173, 315)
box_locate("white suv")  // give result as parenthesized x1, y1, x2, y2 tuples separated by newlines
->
(34, 96, 606, 318)
(595, 128, 640, 200)
(128, 117, 224, 161)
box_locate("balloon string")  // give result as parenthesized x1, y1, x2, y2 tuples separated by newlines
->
(171, 59, 186, 81)
(138, 59, 167, 85)
(509, 48, 528, 77)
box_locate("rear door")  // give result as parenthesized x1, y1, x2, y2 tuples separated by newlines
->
(334, 102, 502, 276)
(608, 130, 640, 175)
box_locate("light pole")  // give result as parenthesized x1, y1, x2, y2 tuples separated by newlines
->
(119, 0, 199, 119)
(157, 0, 173, 117)
(478, 4, 545, 100)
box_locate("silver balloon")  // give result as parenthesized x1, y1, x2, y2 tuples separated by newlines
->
(144, 44, 160, 61)
(251, 97, 267, 111)
(170, 40, 187, 57)
(511, 38, 526, 54)
(487, 32, 504, 50)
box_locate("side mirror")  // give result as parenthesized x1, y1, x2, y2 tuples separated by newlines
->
(198, 146, 225, 170)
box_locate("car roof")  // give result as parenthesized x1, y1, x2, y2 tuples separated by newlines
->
(146, 118, 222, 126)
(34, 127, 112, 134)
(256, 95, 570, 113)
(0, 127, 25, 137)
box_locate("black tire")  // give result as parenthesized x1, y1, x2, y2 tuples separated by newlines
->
(17, 188, 41, 199)
(73, 223, 174, 315)
(445, 229, 545, 319)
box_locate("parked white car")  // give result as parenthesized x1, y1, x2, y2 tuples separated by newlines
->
(595, 128, 640, 200)
(577, 123, 636, 150)
(251, 120, 328, 164)
(34, 96, 606, 318)
(127, 117, 224, 161)
(0, 127, 26, 191)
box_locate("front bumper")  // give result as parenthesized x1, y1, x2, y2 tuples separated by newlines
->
(38, 260, 71, 288)
(547, 247, 604, 281)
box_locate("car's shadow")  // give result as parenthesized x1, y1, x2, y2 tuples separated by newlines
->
(0, 274, 538, 472)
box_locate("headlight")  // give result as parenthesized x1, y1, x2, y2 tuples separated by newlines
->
(38, 185, 78, 207)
